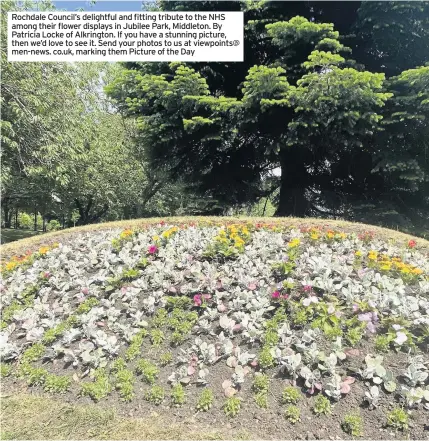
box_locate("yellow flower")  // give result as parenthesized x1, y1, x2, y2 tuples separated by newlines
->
(288, 238, 300, 248)
(326, 232, 334, 239)
(380, 264, 391, 271)
(39, 246, 50, 255)
(240, 227, 250, 237)
(339, 233, 347, 239)
(153, 235, 160, 242)
(5, 261, 18, 271)
(310, 233, 319, 240)
(355, 251, 362, 257)
(412, 268, 423, 275)
(234, 237, 245, 247)
(120, 229, 133, 239)
(401, 267, 411, 274)
(368, 251, 378, 261)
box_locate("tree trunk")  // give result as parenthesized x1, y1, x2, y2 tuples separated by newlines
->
(75, 197, 109, 225)
(3, 198, 11, 228)
(15, 209, 18, 229)
(34, 209, 37, 231)
(275, 149, 309, 217)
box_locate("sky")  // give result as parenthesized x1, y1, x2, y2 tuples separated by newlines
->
(52, 1, 145, 11)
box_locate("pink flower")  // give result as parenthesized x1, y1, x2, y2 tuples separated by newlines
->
(148, 245, 158, 254)
(202, 294, 211, 301)
(193, 294, 202, 306)
(280, 294, 289, 300)
(43, 272, 51, 279)
(408, 240, 416, 249)
(352, 304, 359, 312)
(272, 291, 281, 299)
(303, 285, 312, 292)
(81, 287, 89, 295)
(217, 303, 227, 313)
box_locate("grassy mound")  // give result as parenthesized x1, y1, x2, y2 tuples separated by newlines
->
(1, 218, 428, 440)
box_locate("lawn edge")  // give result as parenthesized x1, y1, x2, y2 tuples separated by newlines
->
(0, 392, 244, 440)
(1, 216, 428, 260)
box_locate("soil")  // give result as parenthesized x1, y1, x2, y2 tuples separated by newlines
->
(2, 221, 428, 440)
(3, 331, 429, 440)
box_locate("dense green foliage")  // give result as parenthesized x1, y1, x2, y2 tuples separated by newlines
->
(1, 1, 218, 229)
(108, 1, 429, 234)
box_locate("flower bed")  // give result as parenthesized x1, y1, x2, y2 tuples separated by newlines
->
(1, 221, 428, 439)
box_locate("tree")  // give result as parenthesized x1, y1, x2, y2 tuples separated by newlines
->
(368, 65, 429, 231)
(353, 1, 429, 76)
(108, 1, 429, 229)
(107, 17, 390, 216)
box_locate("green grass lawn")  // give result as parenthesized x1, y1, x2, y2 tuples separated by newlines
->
(0, 393, 246, 440)
(0, 229, 43, 245)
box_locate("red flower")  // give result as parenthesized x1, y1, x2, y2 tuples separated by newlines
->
(271, 291, 281, 299)
(148, 245, 158, 254)
(408, 240, 417, 249)
(160, 221, 165, 226)
(193, 294, 202, 306)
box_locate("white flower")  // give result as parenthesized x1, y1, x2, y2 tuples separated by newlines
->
(392, 324, 402, 331)
(394, 332, 407, 345)
(303, 296, 319, 307)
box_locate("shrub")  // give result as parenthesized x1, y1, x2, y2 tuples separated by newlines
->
(17, 212, 32, 229)
(342, 413, 363, 436)
(47, 219, 61, 231)
(223, 397, 241, 417)
(196, 388, 214, 412)
(136, 359, 158, 384)
(80, 368, 112, 401)
(313, 395, 332, 415)
(145, 385, 164, 405)
(43, 374, 71, 394)
(171, 383, 186, 406)
(284, 405, 301, 423)
(254, 391, 268, 409)
(282, 386, 301, 404)
(252, 373, 269, 394)
(386, 408, 409, 431)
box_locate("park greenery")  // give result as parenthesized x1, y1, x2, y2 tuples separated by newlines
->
(1, 0, 429, 237)
(1, 219, 428, 439)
